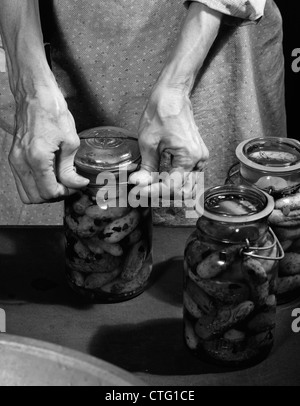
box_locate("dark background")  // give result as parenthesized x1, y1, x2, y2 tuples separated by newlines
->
(275, 1, 299, 139)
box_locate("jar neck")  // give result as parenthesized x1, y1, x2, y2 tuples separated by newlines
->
(197, 216, 269, 245)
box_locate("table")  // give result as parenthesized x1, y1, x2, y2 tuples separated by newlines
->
(0, 226, 299, 386)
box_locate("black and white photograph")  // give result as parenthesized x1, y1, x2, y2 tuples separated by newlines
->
(0, 0, 299, 389)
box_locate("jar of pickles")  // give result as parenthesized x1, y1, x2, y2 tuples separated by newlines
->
(184, 185, 284, 367)
(64, 127, 153, 303)
(227, 137, 300, 304)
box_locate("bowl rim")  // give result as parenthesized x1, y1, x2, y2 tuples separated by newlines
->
(0, 334, 145, 387)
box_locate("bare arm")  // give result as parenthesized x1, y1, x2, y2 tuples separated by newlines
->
(156, 1, 222, 95)
(0, 0, 54, 97)
(0, 0, 88, 204)
(130, 2, 222, 187)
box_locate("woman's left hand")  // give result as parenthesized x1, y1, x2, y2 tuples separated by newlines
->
(129, 87, 209, 198)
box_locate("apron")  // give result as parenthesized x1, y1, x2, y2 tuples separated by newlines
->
(0, 0, 286, 225)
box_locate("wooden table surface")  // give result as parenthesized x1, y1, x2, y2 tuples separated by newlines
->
(0, 226, 299, 386)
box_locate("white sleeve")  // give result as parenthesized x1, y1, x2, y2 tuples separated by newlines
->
(184, 0, 267, 21)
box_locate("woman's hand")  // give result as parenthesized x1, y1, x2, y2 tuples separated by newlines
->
(130, 2, 222, 196)
(9, 88, 89, 204)
(129, 87, 209, 196)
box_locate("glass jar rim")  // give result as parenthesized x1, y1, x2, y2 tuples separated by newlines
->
(236, 137, 300, 175)
(199, 185, 274, 224)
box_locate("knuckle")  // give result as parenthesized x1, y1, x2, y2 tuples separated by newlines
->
(26, 139, 48, 166)
(63, 135, 80, 152)
(22, 197, 34, 205)
(40, 190, 58, 201)
(9, 145, 21, 165)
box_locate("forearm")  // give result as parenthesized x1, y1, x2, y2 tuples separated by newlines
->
(156, 2, 222, 94)
(0, 0, 57, 102)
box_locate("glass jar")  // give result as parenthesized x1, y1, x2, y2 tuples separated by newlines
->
(184, 185, 284, 368)
(227, 137, 300, 304)
(64, 127, 153, 303)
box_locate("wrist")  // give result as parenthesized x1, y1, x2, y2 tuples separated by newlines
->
(146, 85, 190, 120)
(15, 81, 69, 118)
(155, 66, 196, 95)
(11, 59, 56, 100)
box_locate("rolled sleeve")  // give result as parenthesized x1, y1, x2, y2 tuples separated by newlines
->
(184, 0, 267, 22)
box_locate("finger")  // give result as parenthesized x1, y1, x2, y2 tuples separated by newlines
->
(196, 137, 210, 169)
(129, 150, 160, 186)
(168, 167, 191, 199)
(182, 171, 196, 200)
(10, 165, 32, 204)
(9, 144, 47, 203)
(196, 160, 207, 171)
(129, 167, 154, 187)
(23, 137, 74, 200)
(57, 137, 90, 189)
(10, 164, 46, 204)
(139, 167, 189, 203)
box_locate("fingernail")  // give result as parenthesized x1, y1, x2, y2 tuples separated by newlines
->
(76, 175, 90, 185)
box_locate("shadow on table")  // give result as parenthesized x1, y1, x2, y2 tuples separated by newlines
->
(0, 227, 92, 310)
(89, 318, 237, 376)
(147, 258, 184, 308)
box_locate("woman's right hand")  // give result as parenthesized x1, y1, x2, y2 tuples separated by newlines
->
(9, 88, 89, 204)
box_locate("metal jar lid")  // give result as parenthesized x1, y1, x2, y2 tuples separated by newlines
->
(75, 126, 141, 184)
(236, 137, 300, 175)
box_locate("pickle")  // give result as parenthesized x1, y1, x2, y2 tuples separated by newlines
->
(103, 210, 140, 243)
(126, 228, 143, 246)
(247, 312, 276, 334)
(257, 236, 278, 275)
(84, 268, 122, 290)
(73, 194, 93, 215)
(67, 253, 122, 274)
(277, 275, 300, 295)
(269, 209, 300, 227)
(196, 246, 241, 280)
(274, 226, 300, 242)
(101, 262, 152, 295)
(69, 270, 85, 287)
(185, 237, 210, 269)
(248, 330, 274, 350)
(279, 252, 300, 277)
(275, 193, 300, 212)
(195, 301, 255, 341)
(85, 237, 105, 255)
(186, 280, 216, 316)
(224, 329, 246, 344)
(242, 258, 270, 306)
(86, 237, 123, 257)
(74, 240, 92, 260)
(203, 339, 254, 363)
(85, 205, 130, 221)
(121, 240, 148, 281)
(184, 293, 204, 319)
(65, 214, 102, 238)
(281, 240, 293, 251)
(189, 273, 250, 305)
(185, 321, 200, 351)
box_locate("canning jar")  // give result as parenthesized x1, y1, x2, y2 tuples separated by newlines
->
(64, 127, 153, 303)
(184, 185, 284, 367)
(227, 137, 300, 304)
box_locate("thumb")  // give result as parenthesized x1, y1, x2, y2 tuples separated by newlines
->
(129, 141, 160, 187)
(56, 142, 90, 189)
